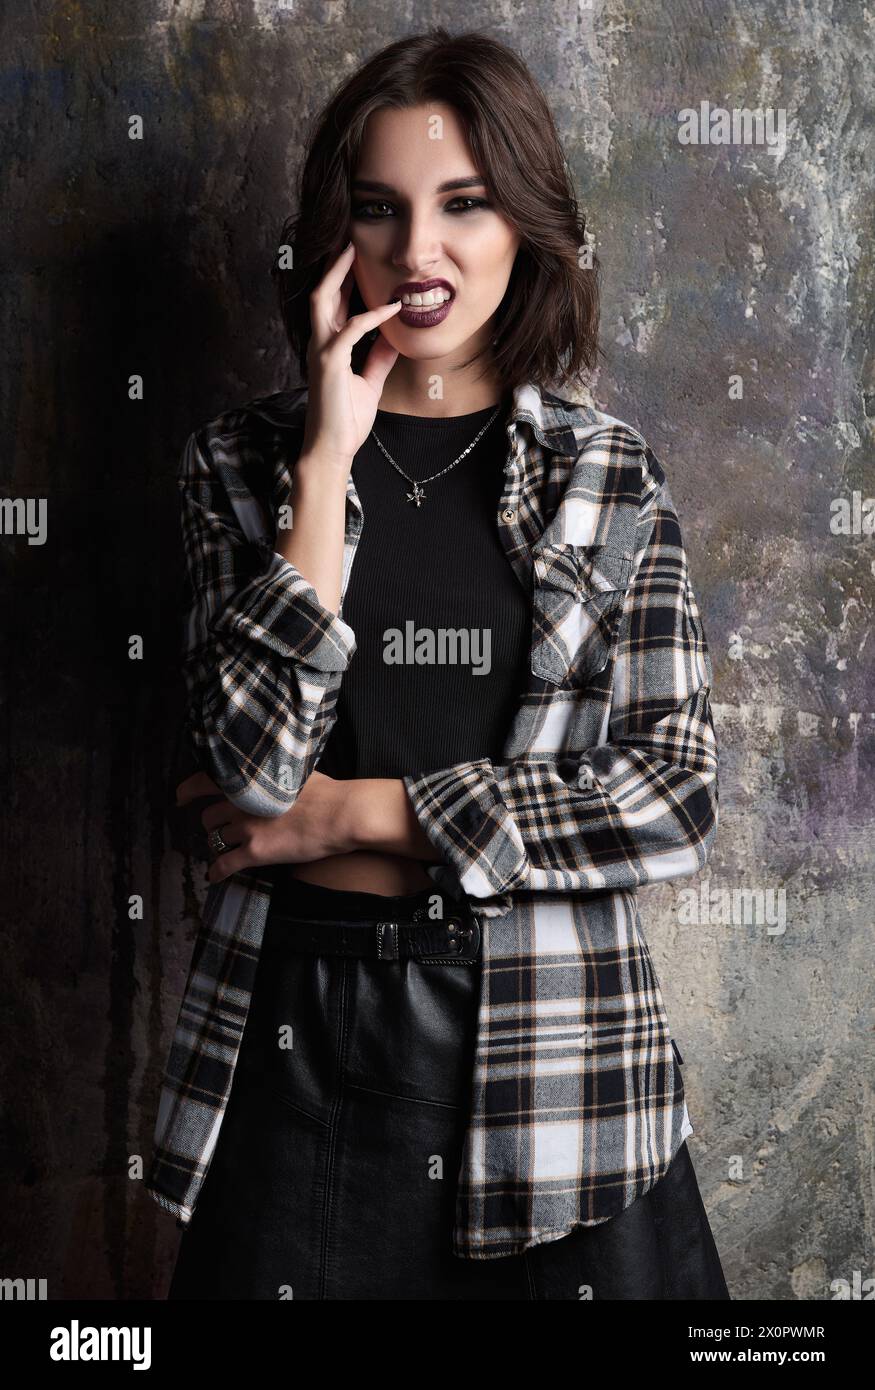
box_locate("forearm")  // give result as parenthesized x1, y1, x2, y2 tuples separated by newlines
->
(179, 439, 358, 816)
(276, 450, 351, 616)
(341, 778, 445, 863)
(398, 693, 718, 900)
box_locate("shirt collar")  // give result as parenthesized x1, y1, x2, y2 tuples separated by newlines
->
(507, 378, 596, 460)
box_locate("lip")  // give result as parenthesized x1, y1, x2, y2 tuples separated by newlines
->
(390, 277, 455, 300)
(390, 277, 456, 330)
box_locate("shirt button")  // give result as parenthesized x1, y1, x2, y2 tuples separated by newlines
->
(502, 507, 516, 522)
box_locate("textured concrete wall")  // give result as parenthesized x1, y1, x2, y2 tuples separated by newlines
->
(1, 2, 872, 1300)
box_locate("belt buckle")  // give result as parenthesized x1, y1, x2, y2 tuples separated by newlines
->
(447, 918, 477, 956)
(421, 914, 480, 963)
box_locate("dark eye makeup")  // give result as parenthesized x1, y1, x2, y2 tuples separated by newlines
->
(350, 196, 491, 220)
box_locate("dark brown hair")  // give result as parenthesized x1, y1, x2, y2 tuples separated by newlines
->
(272, 27, 601, 393)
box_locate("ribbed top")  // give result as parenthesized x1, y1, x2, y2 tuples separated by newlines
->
(315, 392, 532, 780)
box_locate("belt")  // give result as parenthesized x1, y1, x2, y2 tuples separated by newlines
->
(265, 910, 481, 963)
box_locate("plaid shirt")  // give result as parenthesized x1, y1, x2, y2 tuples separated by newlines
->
(145, 377, 718, 1260)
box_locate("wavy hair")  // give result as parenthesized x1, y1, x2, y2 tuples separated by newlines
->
(272, 27, 601, 393)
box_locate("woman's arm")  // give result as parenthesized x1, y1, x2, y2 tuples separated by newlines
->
(338, 776, 444, 862)
(178, 245, 401, 821)
(345, 464, 718, 899)
(277, 450, 349, 615)
(176, 423, 359, 818)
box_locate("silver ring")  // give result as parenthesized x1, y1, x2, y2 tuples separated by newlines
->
(207, 828, 229, 856)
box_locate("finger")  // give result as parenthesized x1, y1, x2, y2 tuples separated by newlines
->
(324, 266, 359, 338)
(204, 823, 244, 856)
(176, 771, 221, 806)
(205, 824, 245, 866)
(207, 846, 255, 885)
(333, 264, 354, 331)
(200, 800, 238, 832)
(359, 331, 400, 395)
(332, 298, 402, 353)
(318, 239, 356, 295)
(309, 242, 357, 349)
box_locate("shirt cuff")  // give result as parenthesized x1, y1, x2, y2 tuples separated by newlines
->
(209, 545, 356, 672)
(402, 758, 530, 900)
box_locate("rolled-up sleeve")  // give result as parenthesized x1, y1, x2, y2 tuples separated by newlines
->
(210, 546, 356, 671)
(402, 455, 718, 898)
(179, 427, 356, 817)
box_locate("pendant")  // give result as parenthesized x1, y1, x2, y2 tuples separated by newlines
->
(406, 481, 426, 506)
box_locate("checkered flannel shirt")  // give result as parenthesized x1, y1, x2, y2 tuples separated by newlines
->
(145, 376, 718, 1259)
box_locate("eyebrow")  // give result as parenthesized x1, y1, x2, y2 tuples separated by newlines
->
(351, 175, 487, 195)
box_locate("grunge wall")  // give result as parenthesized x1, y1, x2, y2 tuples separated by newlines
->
(1, 0, 872, 1300)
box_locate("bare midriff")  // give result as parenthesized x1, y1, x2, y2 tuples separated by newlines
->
(286, 849, 435, 896)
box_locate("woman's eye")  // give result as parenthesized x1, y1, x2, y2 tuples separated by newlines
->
(350, 197, 490, 220)
(351, 201, 394, 219)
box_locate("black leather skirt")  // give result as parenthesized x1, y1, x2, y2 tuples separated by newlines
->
(168, 874, 730, 1301)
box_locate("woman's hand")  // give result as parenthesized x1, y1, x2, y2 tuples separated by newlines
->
(175, 770, 354, 885)
(302, 241, 402, 469)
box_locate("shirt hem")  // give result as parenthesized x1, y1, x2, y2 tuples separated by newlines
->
(144, 1184, 194, 1227)
(452, 1116, 695, 1261)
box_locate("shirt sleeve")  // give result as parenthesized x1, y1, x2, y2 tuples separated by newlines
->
(401, 457, 718, 899)
(177, 425, 356, 816)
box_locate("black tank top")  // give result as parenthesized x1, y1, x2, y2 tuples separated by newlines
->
(314, 393, 532, 781)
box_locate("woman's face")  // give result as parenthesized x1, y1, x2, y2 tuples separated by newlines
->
(349, 103, 520, 363)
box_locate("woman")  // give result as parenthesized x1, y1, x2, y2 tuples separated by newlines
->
(151, 27, 729, 1300)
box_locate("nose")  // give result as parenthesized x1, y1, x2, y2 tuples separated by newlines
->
(390, 208, 443, 278)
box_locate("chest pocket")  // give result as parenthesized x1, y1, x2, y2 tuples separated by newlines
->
(530, 541, 633, 685)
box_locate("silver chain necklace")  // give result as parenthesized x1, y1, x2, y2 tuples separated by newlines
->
(370, 405, 501, 506)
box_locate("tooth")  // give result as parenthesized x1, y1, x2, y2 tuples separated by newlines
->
(400, 288, 450, 307)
